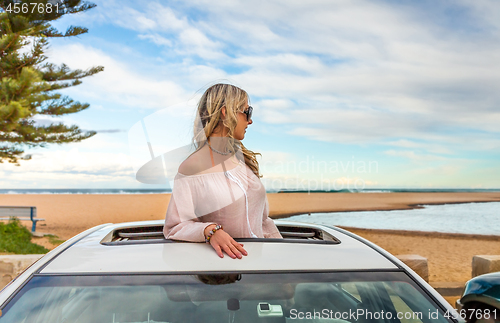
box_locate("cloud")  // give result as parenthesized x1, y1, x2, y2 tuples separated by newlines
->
(140, 0, 500, 152)
(0, 148, 137, 188)
(385, 140, 454, 155)
(102, 4, 158, 32)
(95, 129, 126, 133)
(384, 150, 449, 163)
(411, 164, 462, 176)
(75, 0, 500, 144)
(178, 28, 225, 60)
(138, 33, 172, 46)
(94, 1, 224, 60)
(47, 43, 190, 109)
(31, 115, 64, 127)
(19, 0, 500, 188)
(257, 99, 294, 110)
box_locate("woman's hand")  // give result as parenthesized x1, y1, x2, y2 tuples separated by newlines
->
(205, 224, 248, 259)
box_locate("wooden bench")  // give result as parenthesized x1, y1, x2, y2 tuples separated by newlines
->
(0, 206, 45, 232)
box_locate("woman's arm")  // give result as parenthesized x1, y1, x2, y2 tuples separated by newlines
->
(163, 195, 214, 242)
(163, 187, 248, 258)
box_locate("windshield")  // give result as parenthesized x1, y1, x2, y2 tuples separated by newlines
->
(0, 271, 452, 323)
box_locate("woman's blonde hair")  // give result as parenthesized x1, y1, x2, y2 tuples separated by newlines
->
(193, 83, 262, 177)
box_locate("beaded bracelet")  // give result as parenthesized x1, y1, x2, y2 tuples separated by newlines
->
(205, 224, 223, 243)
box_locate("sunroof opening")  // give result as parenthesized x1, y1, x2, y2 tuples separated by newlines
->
(100, 223, 340, 245)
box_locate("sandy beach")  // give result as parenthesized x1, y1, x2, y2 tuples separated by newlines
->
(1, 192, 500, 285)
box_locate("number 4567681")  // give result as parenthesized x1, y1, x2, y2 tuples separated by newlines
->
(5, 2, 60, 14)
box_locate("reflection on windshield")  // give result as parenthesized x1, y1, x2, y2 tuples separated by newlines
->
(0, 272, 451, 323)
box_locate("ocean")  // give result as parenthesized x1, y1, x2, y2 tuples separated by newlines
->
(286, 202, 500, 236)
(0, 189, 172, 194)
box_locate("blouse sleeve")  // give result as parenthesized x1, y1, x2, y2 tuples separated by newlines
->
(163, 175, 215, 242)
(261, 195, 283, 239)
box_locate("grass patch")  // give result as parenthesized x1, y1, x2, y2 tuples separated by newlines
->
(0, 218, 49, 254)
(46, 234, 65, 246)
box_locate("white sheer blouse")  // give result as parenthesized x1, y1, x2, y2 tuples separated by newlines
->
(163, 157, 282, 242)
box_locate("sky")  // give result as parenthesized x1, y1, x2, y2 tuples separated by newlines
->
(1, 0, 500, 191)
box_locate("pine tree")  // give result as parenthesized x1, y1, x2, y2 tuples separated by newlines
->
(0, 0, 103, 164)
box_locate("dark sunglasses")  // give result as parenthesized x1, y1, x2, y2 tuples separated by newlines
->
(242, 106, 253, 121)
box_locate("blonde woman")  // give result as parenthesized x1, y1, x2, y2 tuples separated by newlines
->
(163, 83, 282, 258)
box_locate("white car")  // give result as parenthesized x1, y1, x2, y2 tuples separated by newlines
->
(0, 220, 460, 323)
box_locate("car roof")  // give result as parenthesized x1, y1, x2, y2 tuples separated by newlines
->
(39, 220, 398, 274)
